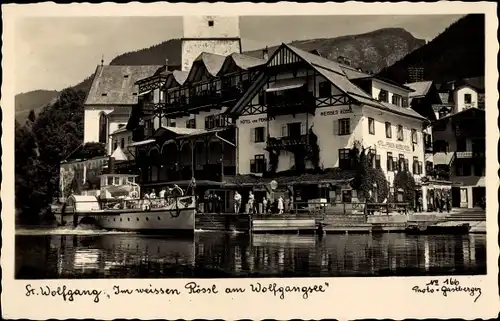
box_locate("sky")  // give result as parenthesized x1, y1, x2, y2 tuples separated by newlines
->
(15, 15, 464, 94)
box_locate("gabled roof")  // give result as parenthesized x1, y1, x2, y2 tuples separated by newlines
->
(230, 53, 267, 70)
(406, 81, 433, 98)
(85, 65, 162, 105)
(339, 64, 371, 80)
(172, 70, 189, 86)
(228, 43, 425, 121)
(432, 106, 485, 123)
(186, 52, 227, 83)
(455, 76, 485, 93)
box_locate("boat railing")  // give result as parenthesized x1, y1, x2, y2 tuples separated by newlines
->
(66, 195, 196, 211)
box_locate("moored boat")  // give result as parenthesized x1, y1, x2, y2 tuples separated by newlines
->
(55, 173, 196, 234)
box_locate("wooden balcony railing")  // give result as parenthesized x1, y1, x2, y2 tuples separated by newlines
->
(267, 134, 308, 150)
(455, 151, 485, 159)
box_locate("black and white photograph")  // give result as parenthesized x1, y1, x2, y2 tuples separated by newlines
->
(2, 2, 498, 320)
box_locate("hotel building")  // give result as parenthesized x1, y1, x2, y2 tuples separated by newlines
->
(68, 15, 434, 210)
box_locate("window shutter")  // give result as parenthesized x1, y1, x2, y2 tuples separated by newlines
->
(405, 159, 409, 172)
(250, 128, 255, 143)
(333, 120, 338, 135)
(352, 190, 357, 198)
(281, 124, 287, 137)
(300, 122, 306, 135)
(263, 126, 267, 139)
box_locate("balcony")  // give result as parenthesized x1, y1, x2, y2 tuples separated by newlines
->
(267, 134, 308, 150)
(455, 151, 485, 159)
(266, 89, 316, 118)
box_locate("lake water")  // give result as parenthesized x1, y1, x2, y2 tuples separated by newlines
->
(15, 227, 486, 279)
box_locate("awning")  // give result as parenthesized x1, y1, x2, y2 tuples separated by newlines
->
(433, 152, 455, 165)
(127, 139, 155, 147)
(266, 78, 306, 92)
(138, 89, 152, 96)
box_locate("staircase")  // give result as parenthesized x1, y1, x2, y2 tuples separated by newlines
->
(444, 207, 486, 221)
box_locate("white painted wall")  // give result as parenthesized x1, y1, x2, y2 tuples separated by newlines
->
(83, 106, 114, 144)
(182, 40, 241, 72)
(236, 104, 364, 175)
(183, 16, 240, 38)
(360, 106, 426, 186)
(454, 86, 478, 112)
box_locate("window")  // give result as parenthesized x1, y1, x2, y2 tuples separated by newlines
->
(113, 140, 118, 151)
(120, 138, 125, 149)
(392, 94, 402, 106)
(208, 20, 214, 27)
(251, 127, 265, 143)
(411, 129, 417, 144)
(399, 154, 405, 171)
(387, 152, 393, 171)
(397, 125, 404, 141)
(464, 93, 472, 104)
(318, 81, 331, 98)
(385, 122, 392, 138)
(127, 136, 132, 144)
(368, 118, 375, 135)
(99, 113, 107, 143)
(456, 139, 467, 152)
(375, 154, 381, 169)
(258, 91, 265, 105)
(250, 155, 266, 174)
(186, 118, 196, 129)
(338, 118, 350, 135)
(339, 149, 351, 169)
(413, 157, 419, 174)
(402, 97, 409, 108)
(378, 89, 388, 102)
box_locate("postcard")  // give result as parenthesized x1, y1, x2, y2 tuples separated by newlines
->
(2, 2, 498, 319)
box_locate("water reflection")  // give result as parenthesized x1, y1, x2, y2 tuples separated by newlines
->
(16, 232, 486, 279)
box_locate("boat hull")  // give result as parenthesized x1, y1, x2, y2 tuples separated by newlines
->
(89, 208, 196, 233)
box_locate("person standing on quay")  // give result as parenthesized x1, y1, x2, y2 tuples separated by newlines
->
(234, 191, 242, 214)
(248, 191, 255, 214)
(262, 197, 268, 214)
(278, 196, 284, 214)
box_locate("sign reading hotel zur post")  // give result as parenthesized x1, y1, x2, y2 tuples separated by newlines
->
(377, 140, 411, 152)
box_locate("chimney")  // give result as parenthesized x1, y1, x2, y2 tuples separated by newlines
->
(165, 58, 169, 67)
(108, 157, 116, 174)
(263, 46, 269, 61)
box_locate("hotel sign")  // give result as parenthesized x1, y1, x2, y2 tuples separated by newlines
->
(319, 106, 353, 116)
(240, 117, 267, 125)
(377, 140, 411, 152)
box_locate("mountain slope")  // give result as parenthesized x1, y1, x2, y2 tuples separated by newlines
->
(378, 14, 484, 83)
(16, 28, 425, 121)
(245, 28, 425, 74)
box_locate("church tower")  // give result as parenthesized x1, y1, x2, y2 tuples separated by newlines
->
(181, 16, 242, 71)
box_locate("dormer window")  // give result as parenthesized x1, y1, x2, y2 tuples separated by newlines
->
(392, 94, 402, 106)
(378, 89, 388, 102)
(124, 75, 129, 78)
(101, 93, 108, 96)
(208, 20, 214, 27)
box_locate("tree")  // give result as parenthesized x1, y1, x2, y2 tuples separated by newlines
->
(15, 88, 86, 222)
(349, 141, 389, 202)
(393, 169, 417, 205)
